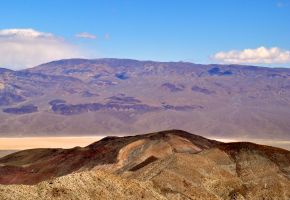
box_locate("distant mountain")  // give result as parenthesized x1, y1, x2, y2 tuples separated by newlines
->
(0, 130, 289, 199)
(0, 58, 290, 138)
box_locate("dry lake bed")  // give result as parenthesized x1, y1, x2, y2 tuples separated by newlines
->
(210, 138, 290, 151)
(0, 136, 104, 158)
(0, 136, 289, 158)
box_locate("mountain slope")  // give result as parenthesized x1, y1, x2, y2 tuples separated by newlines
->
(0, 130, 289, 199)
(0, 58, 290, 138)
(0, 130, 219, 184)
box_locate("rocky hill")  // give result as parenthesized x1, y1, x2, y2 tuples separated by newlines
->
(0, 58, 290, 138)
(0, 130, 289, 199)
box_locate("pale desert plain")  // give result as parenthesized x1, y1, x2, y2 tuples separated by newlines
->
(0, 136, 104, 158)
(1, 136, 290, 158)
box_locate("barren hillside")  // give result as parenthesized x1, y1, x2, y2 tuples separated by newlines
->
(0, 130, 289, 199)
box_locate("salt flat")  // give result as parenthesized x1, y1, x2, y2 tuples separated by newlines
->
(0, 136, 289, 159)
(0, 136, 104, 150)
(211, 138, 290, 151)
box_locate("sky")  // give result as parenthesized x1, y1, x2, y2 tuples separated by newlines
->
(0, 0, 290, 69)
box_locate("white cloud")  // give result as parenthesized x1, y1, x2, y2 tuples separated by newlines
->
(212, 46, 290, 65)
(0, 28, 85, 70)
(0, 29, 54, 38)
(75, 32, 97, 39)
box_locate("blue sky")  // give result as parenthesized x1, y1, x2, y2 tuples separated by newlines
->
(0, 0, 290, 69)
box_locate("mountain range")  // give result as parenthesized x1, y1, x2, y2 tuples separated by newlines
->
(0, 130, 289, 199)
(0, 58, 290, 138)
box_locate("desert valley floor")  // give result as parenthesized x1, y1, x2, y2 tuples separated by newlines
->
(1, 136, 290, 158)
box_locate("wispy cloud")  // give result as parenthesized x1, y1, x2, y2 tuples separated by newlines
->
(276, 0, 290, 8)
(212, 46, 290, 65)
(277, 2, 284, 7)
(104, 33, 110, 40)
(75, 32, 97, 39)
(0, 28, 85, 69)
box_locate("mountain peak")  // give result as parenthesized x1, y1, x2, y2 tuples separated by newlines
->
(0, 129, 289, 186)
